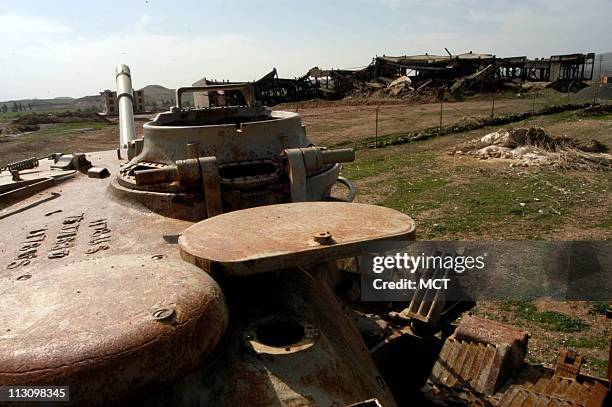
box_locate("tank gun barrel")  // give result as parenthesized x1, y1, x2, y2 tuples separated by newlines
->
(115, 64, 137, 149)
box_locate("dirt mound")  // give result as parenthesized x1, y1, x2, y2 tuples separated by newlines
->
(579, 104, 612, 116)
(2, 124, 41, 135)
(12, 111, 110, 125)
(576, 83, 612, 100)
(452, 127, 611, 169)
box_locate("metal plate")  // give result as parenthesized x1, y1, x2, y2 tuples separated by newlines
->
(0, 254, 228, 404)
(179, 202, 415, 275)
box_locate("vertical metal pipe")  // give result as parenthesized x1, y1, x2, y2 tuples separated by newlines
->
(115, 64, 137, 149)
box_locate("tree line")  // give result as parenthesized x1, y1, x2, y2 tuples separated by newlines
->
(0, 103, 100, 114)
(1, 102, 32, 113)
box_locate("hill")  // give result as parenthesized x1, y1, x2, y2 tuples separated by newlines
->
(0, 85, 175, 114)
(140, 85, 176, 105)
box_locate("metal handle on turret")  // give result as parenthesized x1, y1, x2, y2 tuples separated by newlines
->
(175, 83, 255, 108)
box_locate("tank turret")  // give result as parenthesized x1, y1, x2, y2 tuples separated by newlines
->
(111, 66, 355, 220)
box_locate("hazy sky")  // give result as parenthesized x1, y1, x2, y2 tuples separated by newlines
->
(1, 0, 610, 100)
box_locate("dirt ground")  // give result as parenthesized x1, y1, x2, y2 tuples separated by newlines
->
(295, 97, 542, 146)
(0, 96, 609, 379)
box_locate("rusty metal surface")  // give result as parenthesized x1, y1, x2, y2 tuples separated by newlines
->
(0, 254, 228, 405)
(492, 350, 610, 407)
(112, 103, 351, 221)
(111, 161, 344, 221)
(200, 156, 223, 217)
(178, 202, 416, 275)
(0, 149, 403, 405)
(50, 153, 92, 171)
(0, 167, 75, 189)
(430, 337, 500, 394)
(497, 378, 607, 407)
(454, 315, 530, 351)
(495, 361, 609, 407)
(87, 166, 110, 178)
(429, 315, 529, 396)
(133, 109, 308, 169)
(0, 150, 193, 272)
(390, 252, 454, 331)
(427, 315, 609, 406)
(0, 178, 57, 210)
(285, 147, 308, 201)
(140, 265, 398, 407)
(0, 167, 76, 210)
(346, 399, 383, 407)
(555, 349, 583, 380)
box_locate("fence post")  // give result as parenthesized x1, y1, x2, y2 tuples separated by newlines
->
(375, 105, 380, 147)
(437, 88, 444, 135)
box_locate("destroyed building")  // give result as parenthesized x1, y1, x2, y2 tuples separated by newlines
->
(100, 89, 145, 115)
(342, 51, 596, 97)
(193, 51, 596, 106)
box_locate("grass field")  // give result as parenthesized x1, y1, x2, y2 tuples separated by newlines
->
(340, 110, 612, 240)
(333, 104, 611, 378)
(0, 94, 609, 378)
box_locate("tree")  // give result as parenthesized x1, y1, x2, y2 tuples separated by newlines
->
(28, 103, 32, 111)
(11, 102, 18, 112)
(1, 104, 7, 113)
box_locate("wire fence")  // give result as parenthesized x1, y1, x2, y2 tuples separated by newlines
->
(352, 83, 612, 148)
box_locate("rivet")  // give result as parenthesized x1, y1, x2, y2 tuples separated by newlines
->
(153, 308, 175, 321)
(313, 231, 334, 245)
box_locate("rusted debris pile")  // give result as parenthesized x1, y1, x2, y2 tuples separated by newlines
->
(452, 127, 612, 169)
(348, 75, 439, 100)
(424, 315, 610, 406)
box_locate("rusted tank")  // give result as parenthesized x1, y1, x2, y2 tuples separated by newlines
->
(0, 64, 395, 406)
(0, 65, 609, 407)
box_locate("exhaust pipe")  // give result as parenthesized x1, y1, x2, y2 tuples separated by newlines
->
(115, 64, 137, 150)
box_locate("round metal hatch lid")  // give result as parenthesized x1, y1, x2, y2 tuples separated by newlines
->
(0, 254, 228, 404)
(179, 202, 415, 275)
